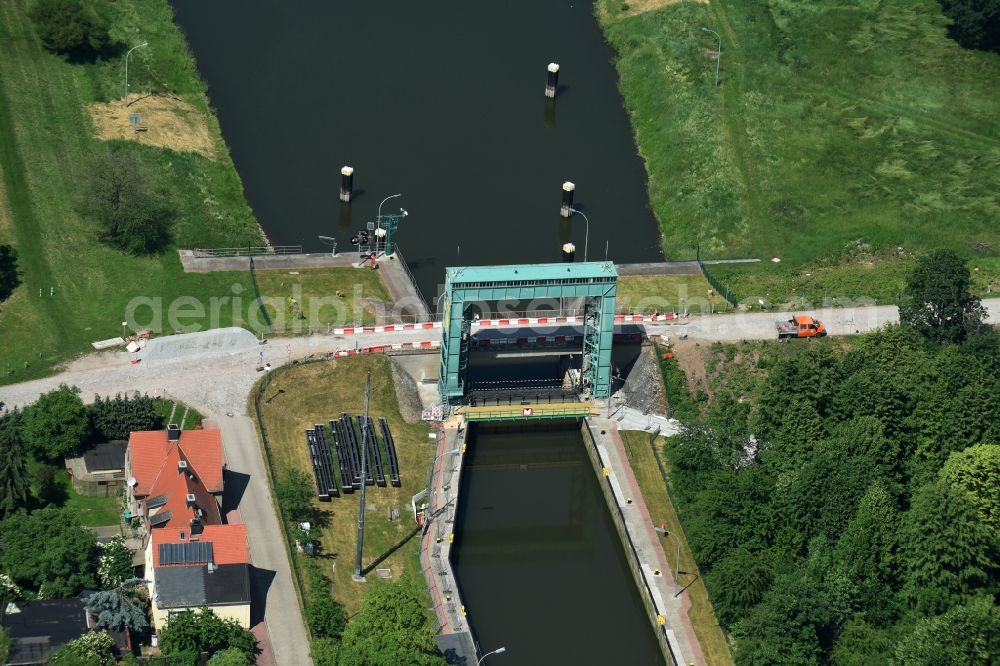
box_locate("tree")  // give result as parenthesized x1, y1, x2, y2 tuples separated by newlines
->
(833, 481, 901, 627)
(0, 507, 98, 597)
(158, 609, 256, 663)
(937, 0, 1000, 52)
(939, 444, 1000, 535)
(0, 245, 19, 302)
(85, 579, 148, 633)
(0, 627, 10, 665)
(302, 558, 347, 639)
(210, 647, 252, 665)
(733, 549, 856, 666)
(899, 249, 985, 343)
(275, 467, 316, 524)
(705, 547, 772, 626)
(49, 630, 116, 666)
(22, 384, 91, 460)
(87, 151, 172, 255)
(895, 596, 1000, 665)
(28, 0, 109, 61)
(311, 638, 340, 666)
(0, 411, 30, 516)
(90, 393, 161, 441)
(336, 578, 447, 666)
(898, 480, 998, 615)
(96, 536, 134, 588)
(830, 620, 897, 666)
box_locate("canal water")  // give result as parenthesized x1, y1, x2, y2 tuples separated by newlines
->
(453, 422, 662, 665)
(170, 0, 663, 299)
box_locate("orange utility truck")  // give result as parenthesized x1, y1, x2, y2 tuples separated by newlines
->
(776, 315, 826, 340)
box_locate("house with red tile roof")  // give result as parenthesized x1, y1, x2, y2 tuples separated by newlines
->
(144, 525, 252, 630)
(125, 425, 225, 534)
(126, 426, 252, 631)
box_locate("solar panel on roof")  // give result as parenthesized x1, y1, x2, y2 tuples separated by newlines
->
(146, 494, 168, 509)
(159, 541, 214, 565)
(147, 510, 173, 526)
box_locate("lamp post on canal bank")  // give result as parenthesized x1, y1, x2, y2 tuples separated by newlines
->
(567, 207, 590, 262)
(124, 42, 148, 108)
(702, 27, 721, 87)
(654, 525, 681, 596)
(478, 646, 507, 665)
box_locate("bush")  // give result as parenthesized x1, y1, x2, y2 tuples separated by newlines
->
(0, 245, 19, 302)
(29, 0, 109, 61)
(23, 384, 91, 460)
(91, 393, 162, 441)
(158, 609, 255, 663)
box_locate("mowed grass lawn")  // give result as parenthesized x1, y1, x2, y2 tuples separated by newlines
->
(619, 430, 734, 666)
(253, 267, 390, 330)
(0, 0, 263, 385)
(617, 274, 732, 313)
(598, 0, 1000, 299)
(257, 355, 434, 613)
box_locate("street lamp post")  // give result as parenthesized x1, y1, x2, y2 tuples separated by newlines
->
(426, 447, 461, 523)
(702, 28, 721, 87)
(124, 42, 149, 108)
(655, 525, 681, 596)
(567, 207, 590, 262)
(478, 646, 507, 665)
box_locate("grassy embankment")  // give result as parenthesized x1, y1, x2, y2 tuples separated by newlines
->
(0, 0, 389, 386)
(598, 0, 1000, 305)
(617, 274, 731, 313)
(256, 354, 435, 614)
(620, 430, 734, 666)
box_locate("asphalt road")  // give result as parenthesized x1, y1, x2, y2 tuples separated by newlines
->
(1, 298, 996, 665)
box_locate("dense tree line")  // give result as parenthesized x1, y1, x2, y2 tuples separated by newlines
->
(937, 0, 1000, 52)
(658, 252, 1000, 663)
(666, 323, 999, 664)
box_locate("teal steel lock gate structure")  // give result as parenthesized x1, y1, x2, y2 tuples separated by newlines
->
(438, 262, 618, 405)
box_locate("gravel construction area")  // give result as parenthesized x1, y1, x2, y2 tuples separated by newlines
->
(619, 343, 667, 415)
(137, 326, 260, 363)
(389, 356, 425, 423)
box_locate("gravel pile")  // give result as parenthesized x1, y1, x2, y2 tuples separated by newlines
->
(390, 357, 425, 423)
(619, 343, 666, 415)
(138, 327, 259, 363)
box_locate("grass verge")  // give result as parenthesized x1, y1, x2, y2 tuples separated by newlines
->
(253, 267, 390, 330)
(255, 354, 433, 614)
(597, 0, 1000, 297)
(617, 274, 731, 314)
(620, 430, 733, 666)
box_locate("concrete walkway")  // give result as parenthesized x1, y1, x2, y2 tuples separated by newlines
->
(588, 417, 704, 666)
(421, 419, 477, 663)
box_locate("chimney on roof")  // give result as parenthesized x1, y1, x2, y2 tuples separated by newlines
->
(185, 493, 196, 507)
(178, 459, 188, 473)
(190, 518, 203, 536)
(167, 424, 180, 442)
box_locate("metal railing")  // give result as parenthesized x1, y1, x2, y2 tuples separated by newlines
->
(391, 248, 433, 320)
(193, 245, 303, 258)
(696, 245, 738, 309)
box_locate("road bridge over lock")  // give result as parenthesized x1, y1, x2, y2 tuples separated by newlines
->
(438, 262, 618, 417)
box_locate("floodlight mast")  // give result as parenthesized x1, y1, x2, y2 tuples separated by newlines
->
(353, 371, 372, 581)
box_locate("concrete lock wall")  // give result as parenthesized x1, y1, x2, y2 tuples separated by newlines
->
(580, 419, 675, 665)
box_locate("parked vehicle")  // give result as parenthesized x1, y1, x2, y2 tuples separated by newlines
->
(776, 315, 826, 339)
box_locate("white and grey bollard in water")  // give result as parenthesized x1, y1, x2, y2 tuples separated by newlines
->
(340, 166, 354, 203)
(545, 62, 560, 98)
(562, 242, 576, 263)
(560, 181, 575, 218)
